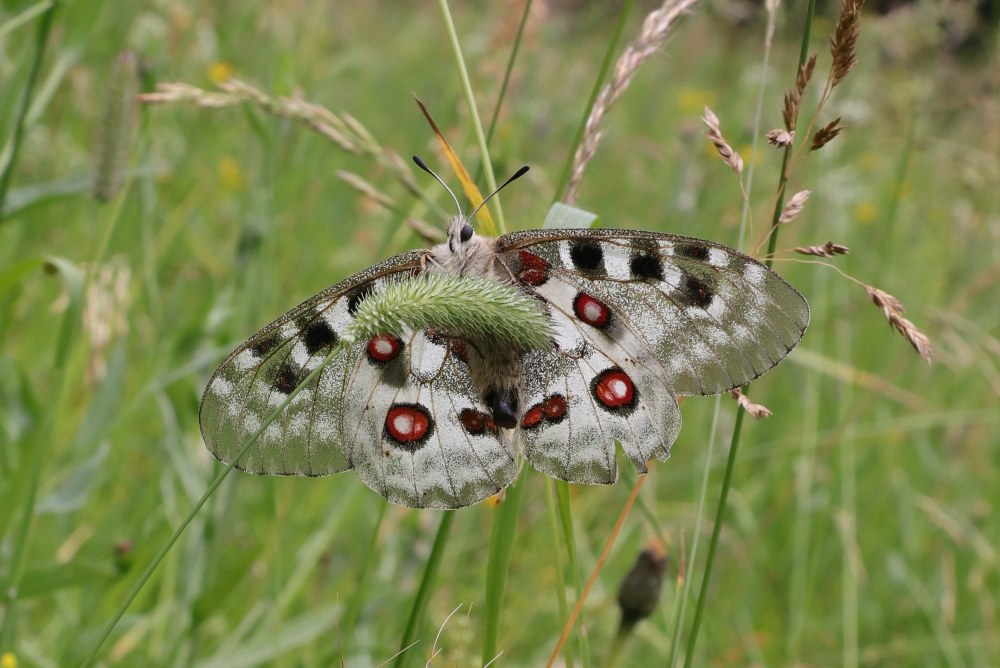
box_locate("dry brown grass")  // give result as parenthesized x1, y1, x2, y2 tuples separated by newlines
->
(563, 0, 701, 203)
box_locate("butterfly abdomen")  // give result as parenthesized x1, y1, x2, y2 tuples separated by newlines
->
(465, 336, 529, 430)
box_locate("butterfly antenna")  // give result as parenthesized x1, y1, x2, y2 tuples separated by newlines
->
(413, 155, 463, 219)
(469, 165, 530, 221)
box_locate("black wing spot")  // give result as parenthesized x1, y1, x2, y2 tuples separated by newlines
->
(629, 253, 664, 281)
(302, 318, 338, 355)
(679, 274, 715, 308)
(274, 361, 301, 394)
(347, 283, 375, 316)
(675, 243, 710, 261)
(569, 239, 604, 273)
(250, 333, 281, 357)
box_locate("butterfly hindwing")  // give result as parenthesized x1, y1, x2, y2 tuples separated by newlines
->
(200, 250, 516, 508)
(517, 338, 680, 485)
(497, 229, 809, 396)
(338, 328, 516, 508)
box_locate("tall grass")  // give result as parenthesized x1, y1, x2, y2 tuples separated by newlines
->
(1, 1, 996, 666)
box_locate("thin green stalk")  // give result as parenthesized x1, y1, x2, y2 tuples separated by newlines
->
(736, 1, 779, 250)
(684, 2, 817, 662)
(482, 467, 528, 665)
(683, 409, 746, 668)
(553, 0, 633, 204)
(341, 501, 387, 643)
(1, 148, 132, 645)
(394, 510, 455, 668)
(839, 340, 859, 668)
(485, 0, 532, 149)
(0, 0, 57, 223)
(767, 0, 816, 263)
(543, 479, 574, 668)
(2, 164, 126, 646)
(667, 397, 721, 667)
(555, 478, 591, 667)
(436, 0, 504, 232)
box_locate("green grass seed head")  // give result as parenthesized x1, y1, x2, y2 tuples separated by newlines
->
(344, 272, 554, 350)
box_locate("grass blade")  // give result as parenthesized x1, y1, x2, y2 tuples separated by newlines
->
(0, 0, 58, 225)
(394, 510, 455, 668)
(482, 468, 527, 665)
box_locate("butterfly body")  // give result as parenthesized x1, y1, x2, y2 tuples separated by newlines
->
(201, 220, 809, 508)
(427, 216, 529, 431)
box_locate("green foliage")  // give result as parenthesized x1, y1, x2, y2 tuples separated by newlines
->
(1, 1, 997, 667)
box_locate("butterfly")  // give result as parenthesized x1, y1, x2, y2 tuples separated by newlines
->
(199, 158, 809, 509)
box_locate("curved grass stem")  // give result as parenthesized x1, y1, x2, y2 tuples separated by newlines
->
(683, 1, 817, 664)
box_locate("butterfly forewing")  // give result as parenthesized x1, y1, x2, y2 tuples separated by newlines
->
(199, 251, 425, 476)
(496, 229, 809, 396)
(199, 249, 517, 508)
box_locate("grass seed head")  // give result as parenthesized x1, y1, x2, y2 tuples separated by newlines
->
(767, 128, 795, 147)
(702, 106, 744, 175)
(830, 0, 865, 88)
(782, 54, 817, 130)
(732, 388, 772, 418)
(865, 285, 933, 364)
(93, 51, 139, 203)
(795, 241, 850, 257)
(811, 116, 846, 150)
(778, 189, 812, 225)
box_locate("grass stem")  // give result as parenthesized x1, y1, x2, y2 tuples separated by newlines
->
(684, 3, 816, 662)
(0, 0, 57, 224)
(437, 0, 505, 233)
(394, 511, 455, 668)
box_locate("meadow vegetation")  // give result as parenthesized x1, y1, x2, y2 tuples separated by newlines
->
(1, 1, 997, 665)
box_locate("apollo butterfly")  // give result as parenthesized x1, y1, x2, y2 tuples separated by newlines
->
(199, 159, 809, 508)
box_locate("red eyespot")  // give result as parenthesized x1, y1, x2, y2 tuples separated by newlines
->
(450, 339, 469, 363)
(521, 404, 544, 429)
(385, 404, 433, 446)
(518, 250, 550, 286)
(543, 394, 567, 420)
(592, 369, 636, 410)
(461, 408, 497, 435)
(367, 335, 403, 363)
(573, 293, 611, 329)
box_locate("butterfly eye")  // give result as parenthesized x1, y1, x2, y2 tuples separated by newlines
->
(460, 223, 474, 242)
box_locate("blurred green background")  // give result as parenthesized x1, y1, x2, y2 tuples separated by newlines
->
(1, 1, 997, 666)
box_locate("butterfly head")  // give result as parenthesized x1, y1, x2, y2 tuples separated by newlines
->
(447, 216, 475, 253)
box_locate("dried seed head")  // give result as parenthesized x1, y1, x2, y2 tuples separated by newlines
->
(795, 241, 850, 257)
(766, 128, 795, 147)
(702, 106, 744, 175)
(778, 189, 812, 225)
(811, 117, 845, 150)
(564, 0, 701, 203)
(732, 388, 772, 418)
(865, 285, 933, 364)
(830, 0, 864, 88)
(782, 54, 817, 131)
(617, 539, 668, 629)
